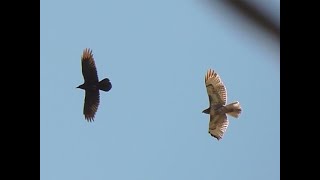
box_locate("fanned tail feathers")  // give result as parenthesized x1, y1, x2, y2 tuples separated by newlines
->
(225, 101, 241, 118)
(98, 78, 112, 92)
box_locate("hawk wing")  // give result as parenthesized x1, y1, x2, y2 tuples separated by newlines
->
(205, 69, 227, 107)
(81, 48, 99, 83)
(208, 114, 229, 140)
(83, 90, 100, 122)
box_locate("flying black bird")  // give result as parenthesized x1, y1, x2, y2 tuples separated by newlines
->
(202, 69, 241, 140)
(77, 48, 112, 122)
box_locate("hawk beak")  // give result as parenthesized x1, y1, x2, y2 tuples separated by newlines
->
(202, 108, 210, 114)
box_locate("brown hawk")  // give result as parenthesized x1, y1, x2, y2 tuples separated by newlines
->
(77, 48, 112, 122)
(202, 69, 241, 140)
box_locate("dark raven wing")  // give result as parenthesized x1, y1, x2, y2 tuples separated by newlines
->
(83, 90, 100, 122)
(81, 48, 99, 83)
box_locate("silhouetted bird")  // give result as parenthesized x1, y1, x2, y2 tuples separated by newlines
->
(202, 69, 241, 140)
(77, 48, 112, 122)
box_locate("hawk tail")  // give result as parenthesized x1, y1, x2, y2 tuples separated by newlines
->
(225, 101, 241, 118)
(98, 78, 112, 92)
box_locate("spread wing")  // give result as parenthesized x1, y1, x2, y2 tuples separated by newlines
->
(205, 69, 227, 107)
(81, 48, 99, 83)
(208, 114, 229, 140)
(83, 90, 100, 122)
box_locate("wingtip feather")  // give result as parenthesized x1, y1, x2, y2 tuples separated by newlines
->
(82, 48, 93, 60)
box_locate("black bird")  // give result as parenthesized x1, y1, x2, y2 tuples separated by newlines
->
(77, 48, 112, 122)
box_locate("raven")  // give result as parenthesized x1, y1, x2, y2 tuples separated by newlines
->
(77, 48, 112, 122)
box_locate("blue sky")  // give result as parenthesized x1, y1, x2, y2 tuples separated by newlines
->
(40, 0, 280, 180)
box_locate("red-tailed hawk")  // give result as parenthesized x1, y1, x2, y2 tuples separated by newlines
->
(77, 48, 112, 122)
(202, 69, 241, 140)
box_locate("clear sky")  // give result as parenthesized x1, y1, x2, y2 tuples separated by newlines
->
(41, 0, 280, 180)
